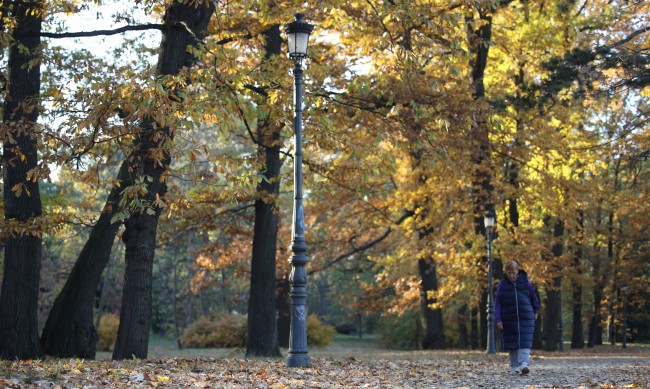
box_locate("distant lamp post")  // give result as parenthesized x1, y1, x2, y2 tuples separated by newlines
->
(484, 208, 497, 355)
(285, 13, 314, 368)
(622, 285, 628, 349)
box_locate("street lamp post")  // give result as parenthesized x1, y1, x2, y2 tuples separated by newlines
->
(285, 13, 314, 368)
(484, 209, 497, 355)
(622, 285, 628, 349)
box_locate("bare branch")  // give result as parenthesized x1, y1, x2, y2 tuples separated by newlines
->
(314, 210, 414, 273)
(39, 24, 164, 39)
(609, 25, 650, 48)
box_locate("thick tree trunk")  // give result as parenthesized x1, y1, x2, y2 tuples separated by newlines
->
(246, 23, 283, 359)
(277, 275, 291, 348)
(41, 160, 127, 357)
(466, 7, 496, 353)
(544, 287, 561, 351)
(467, 7, 494, 236)
(571, 212, 585, 349)
(470, 306, 479, 349)
(571, 284, 584, 348)
(543, 219, 564, 351)
(418, 258, 445, 349)
(113, 183, 160, 359)
(533, 285, 544, 349)
(479, 292, 487, 350)
(112, 2, 215, 360)
(0, 0, 44, 360)
(607, 209, 617, 345)
(457, 305, 468, 348)
(172, 256, 183, 349)
(588, 288, 603, 347)
(507, 159, 520, 230)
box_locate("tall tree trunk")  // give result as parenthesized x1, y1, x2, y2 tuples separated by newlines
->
(246, 25, 283, 358)
(607, 208, 617, 345)
(470, 307, 479, 349)
(571, 211, 585, 349)
(571, 282, 584, 348)
(458, 305, 468, 349)
(479, 292, 487, 350)
(466, 3, 494, 234)
(112, 1, 215, 360)
(41, 160, 128, 357)
(588, 205, 604, 347)
(544, 287, 561, 351)
(0, 0, 44, 360)
(172, 254, 182, 349)
(543, 219, 563, 351)
(532, 285, 544, 349)
(466, 5, 496, 353)
(406, 143, 445, 348)
(418, 258, 445, 349)
(588, 288, 603, 347)
(277, 275, 291, 348)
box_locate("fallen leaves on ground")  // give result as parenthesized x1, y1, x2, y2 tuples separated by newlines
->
(1, 352, 649, 389)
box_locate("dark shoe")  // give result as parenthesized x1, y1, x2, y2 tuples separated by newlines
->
(520, 366, 530, 375)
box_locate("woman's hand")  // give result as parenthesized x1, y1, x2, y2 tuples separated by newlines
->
(497, 321, 503, 330)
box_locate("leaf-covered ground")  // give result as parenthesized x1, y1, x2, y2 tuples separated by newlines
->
(1, 342, 648, 388)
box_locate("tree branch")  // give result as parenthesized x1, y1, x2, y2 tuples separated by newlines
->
(314, 210, 414, 273)
(39, 24, 164, 39)
(609, 25, 650, 48)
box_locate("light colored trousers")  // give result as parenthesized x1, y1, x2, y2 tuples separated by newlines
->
(509, 348, 531, 369)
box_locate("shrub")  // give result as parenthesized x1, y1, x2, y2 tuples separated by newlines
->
(181, 313, 247, 348)
(307, 314, 336, 347)
(378, 310, 420, 350)
(97, 313, 120, 351)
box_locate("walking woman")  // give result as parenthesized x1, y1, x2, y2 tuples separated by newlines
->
(495, 260, 540, 375)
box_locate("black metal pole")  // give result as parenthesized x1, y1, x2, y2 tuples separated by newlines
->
(286, 60, 310, 368)
(486, 230, 496, 354)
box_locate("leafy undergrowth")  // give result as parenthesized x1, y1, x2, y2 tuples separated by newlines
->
(1, 344, 649, 388)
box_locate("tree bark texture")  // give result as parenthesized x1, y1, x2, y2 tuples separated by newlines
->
(571, 283, 584, 348)
(0, 0, 44, 360)
(466, 7, 494, 237)
(533, 285, 544, 349)
(571, 212, 585, 349)
(470, 306, 479, 349)
(41, 160, 128, 357)
(112, 1, 215, 360)
(543, 219, 564, 351)
(479, 292, 487, 350)
(457, 305, 468, 349)
(246, 23, 283, 359)
(276, 276, 291, 348)
(588, 288, 603, 347)
(466, 8, 495, 353)
(418, 258, 446, 349)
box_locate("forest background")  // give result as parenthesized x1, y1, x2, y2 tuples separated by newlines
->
(0, 0, 648, 361)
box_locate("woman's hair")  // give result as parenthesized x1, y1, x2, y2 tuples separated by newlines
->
(505, 261, 519, 271)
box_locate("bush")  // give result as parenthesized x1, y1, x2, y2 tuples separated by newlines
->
(378, 310, 420, 350)
(181, 313, 247, 348)
(307, 314, 336, 347)
(97, 313, 120, 351)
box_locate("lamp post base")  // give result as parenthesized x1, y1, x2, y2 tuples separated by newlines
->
(287, 353, 311, 368)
